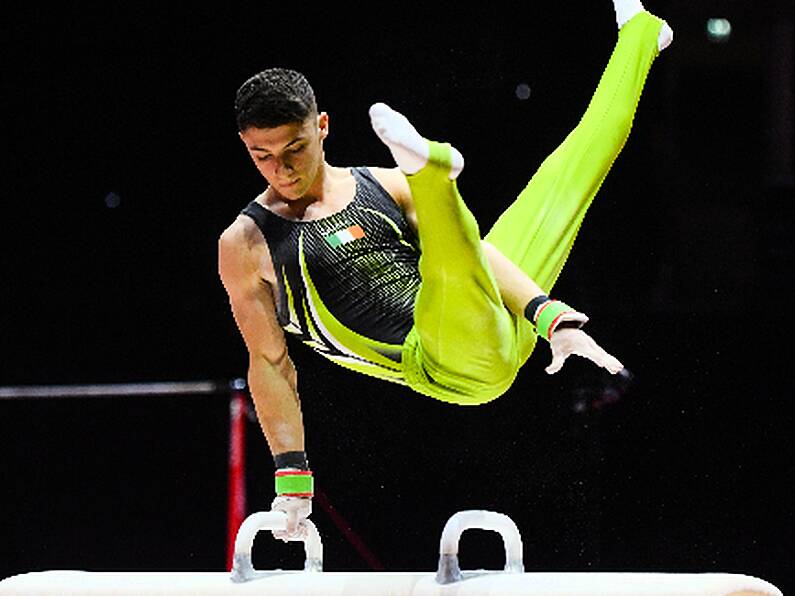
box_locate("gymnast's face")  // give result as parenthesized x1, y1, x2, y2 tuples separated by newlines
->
(239, 112, 329, 200)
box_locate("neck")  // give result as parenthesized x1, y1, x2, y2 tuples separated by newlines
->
(266, 159, 347, 219)
(301, 159, 331, 202)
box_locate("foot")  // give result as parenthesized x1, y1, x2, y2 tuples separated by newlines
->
(369, 102, 464, 180)
(657, 21, 673, 51)
(612, 0, 673, 51)
(612, 0, 644, 29)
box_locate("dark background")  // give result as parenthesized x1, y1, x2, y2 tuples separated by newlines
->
(2, 1, 793, 593)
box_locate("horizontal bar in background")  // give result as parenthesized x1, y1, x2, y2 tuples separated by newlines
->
(0, 380, 240, 400)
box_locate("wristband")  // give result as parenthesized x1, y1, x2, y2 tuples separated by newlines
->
(533, 299, 583, 341)
(275, 469, 314, 497)
(274, 450, 309, 471)
(524, 294, 550, 322)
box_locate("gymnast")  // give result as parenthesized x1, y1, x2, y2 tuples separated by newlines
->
(219, 0, 673, 540)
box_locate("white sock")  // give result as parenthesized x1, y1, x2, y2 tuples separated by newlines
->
(612, 0, 674, 52)
(657, 22, 674, 51)
(613, 0, 644, 29)
(369, 103, 464, 180)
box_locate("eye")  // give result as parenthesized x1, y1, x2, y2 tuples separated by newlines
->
(255, 154, 271, 162)
(291, 145, 305, 154)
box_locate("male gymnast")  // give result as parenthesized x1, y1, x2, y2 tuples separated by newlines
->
(219, 0, 673, 540)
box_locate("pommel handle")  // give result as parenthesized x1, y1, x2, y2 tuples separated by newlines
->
(436, 510, 524, 585)
(230, 511, 323, 583)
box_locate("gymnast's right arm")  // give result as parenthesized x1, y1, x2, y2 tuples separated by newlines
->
(219, 220, 313, 539)
(218, 217, 305, 459)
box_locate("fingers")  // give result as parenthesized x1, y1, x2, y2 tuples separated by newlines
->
(272, 521, 308, 542)
(547, 329, 624, 375)
(578, 336, 624, 374)
(272, 508, 307, 542)
(546, 330, 573, 374)
(286, 507, 299, 534)
(270, 496, 312, 542)
(603, 354, 625, 374)
(545, 351, 567, 375)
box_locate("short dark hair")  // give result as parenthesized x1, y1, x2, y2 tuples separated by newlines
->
(234, 68, 318, 131)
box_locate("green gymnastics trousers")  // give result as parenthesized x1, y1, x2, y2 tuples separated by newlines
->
(400, 11, 665, 404)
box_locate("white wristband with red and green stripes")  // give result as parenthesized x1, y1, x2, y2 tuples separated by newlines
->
(274, 469, 314, 498)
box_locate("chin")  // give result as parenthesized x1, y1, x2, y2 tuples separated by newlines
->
(282, 186, 306, 201)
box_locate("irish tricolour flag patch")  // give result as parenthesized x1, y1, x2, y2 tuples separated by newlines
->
(324, 225, 365, 248)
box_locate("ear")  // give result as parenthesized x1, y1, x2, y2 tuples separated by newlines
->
(318, 112, 329, 141)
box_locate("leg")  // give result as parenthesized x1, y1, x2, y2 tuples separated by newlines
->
(405, 144, 521, 404)
(370, 106, 520, 404)
(484, 10, 668, 363)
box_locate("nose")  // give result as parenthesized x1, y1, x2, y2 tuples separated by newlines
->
(274, 157, 294, 177)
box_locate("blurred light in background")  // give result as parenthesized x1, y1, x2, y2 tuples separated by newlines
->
(706, 18, 732, 43)
(104, 191, 121, 208)
(515, 83, 531, 101)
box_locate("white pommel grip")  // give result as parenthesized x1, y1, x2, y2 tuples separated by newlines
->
(230, 511, 323, 583)
(436, 510, 525, 585)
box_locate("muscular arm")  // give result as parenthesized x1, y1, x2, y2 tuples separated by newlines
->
(218, 217, 304, 457)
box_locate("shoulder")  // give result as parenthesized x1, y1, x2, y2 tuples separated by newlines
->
(219, 213, 264, 252)
(218, 213, 275, 284)
(360, 166, 418, 233)
(361, 166, 412, 206)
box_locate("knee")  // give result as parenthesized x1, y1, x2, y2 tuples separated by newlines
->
(455, 355, 519, 405)
(410, 360, 518, 406)
(453, 375, 515, 405)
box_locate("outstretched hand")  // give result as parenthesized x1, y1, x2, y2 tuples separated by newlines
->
(546, 327, 624, 375)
